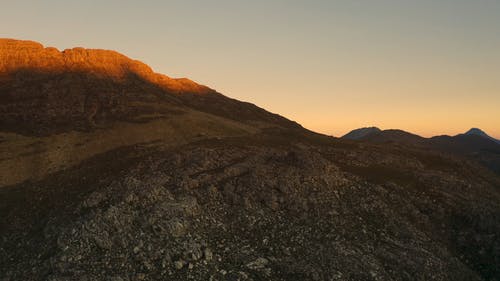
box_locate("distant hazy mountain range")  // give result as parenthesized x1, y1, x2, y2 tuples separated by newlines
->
(343, 127, 498, 142)
(342, 127, 500, 174)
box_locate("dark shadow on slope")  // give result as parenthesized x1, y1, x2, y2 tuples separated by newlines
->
(0, 68, 302, 136)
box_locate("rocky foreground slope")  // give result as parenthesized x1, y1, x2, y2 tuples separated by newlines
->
(1, 39, 499, 281)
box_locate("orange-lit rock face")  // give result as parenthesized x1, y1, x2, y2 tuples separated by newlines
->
(0, 38, 299, 136)
(0, 39, 216, 135)
(0, 39, 58, 73)
(0, 38, 209, 93)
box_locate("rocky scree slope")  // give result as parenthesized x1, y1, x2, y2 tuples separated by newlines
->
(1, 133, 500, 281)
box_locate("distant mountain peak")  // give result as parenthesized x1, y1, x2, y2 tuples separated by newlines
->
(342, 126, 381, 140)
(465, 128, 487, 136)
(463, 128, 499, 144)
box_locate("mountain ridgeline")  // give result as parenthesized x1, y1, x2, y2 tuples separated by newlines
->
(342, 127, 500, 175)
(1, 39, 499, 281)
(0, 38, 301, 136)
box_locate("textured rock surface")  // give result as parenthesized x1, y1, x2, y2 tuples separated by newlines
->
(0, 38, 300, 135)
(1, 133, 499, 280)
(0, 38, 205, 91)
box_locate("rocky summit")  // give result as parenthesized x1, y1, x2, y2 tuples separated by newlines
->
(0, 39, 499, 281)
(0, 38, 299, 136)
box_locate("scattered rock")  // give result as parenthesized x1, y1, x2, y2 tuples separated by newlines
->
(204, 248, 213, 261)
(174, 260, 186, 270)
(133, 246, 140, 254)
(245, 257, 269, 270)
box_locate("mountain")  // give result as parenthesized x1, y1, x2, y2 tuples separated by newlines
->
(354, 129, 427, 146)
(431, 131, 500, 174)
(0, 38, 303, 187)
(430, 133, 500, 155)
(1, 39, 500, 281)
(0, 38, 301, 136)
(343, 126, 500, 175)
(464, 128, 500, 144)
(341, 126, 381, 140)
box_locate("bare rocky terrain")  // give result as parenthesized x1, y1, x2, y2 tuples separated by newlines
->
(1, 39, 499, 281)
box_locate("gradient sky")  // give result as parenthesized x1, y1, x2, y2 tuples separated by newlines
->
(2, 0, 499, 138)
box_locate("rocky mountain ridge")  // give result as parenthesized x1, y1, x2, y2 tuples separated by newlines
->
(0, 38, 207, 92)
(0, 38, 301, 136)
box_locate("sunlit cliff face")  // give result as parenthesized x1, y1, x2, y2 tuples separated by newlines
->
(0, 38, 211, 94)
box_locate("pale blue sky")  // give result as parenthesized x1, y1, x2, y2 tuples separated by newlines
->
(2, 0, 499, 137)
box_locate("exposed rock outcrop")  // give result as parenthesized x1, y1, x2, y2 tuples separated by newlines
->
(0, 38, 301, 135)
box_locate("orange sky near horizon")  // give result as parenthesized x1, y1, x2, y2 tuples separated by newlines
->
(1, 0, 499, 139)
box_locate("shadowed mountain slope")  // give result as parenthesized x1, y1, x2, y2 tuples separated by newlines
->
(0, 38, 304, 186)
(354, 129, 426, 146)
(343, 127, 500, 153)
(430, 133, 500, 154)
(342, 127, 500, 175)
